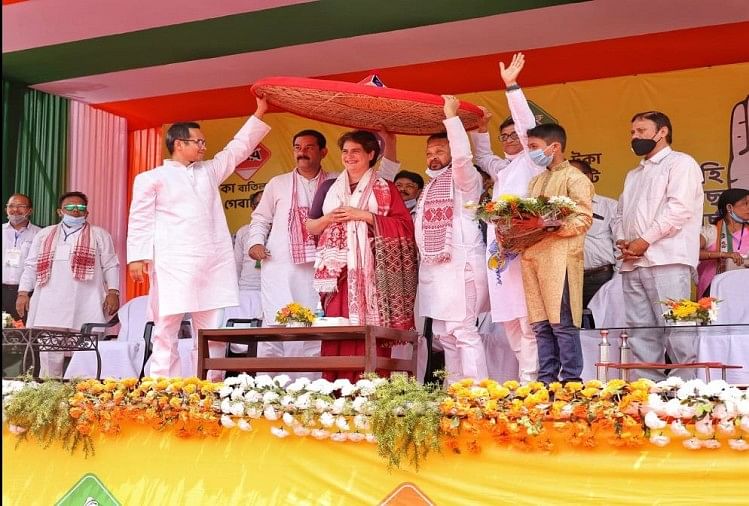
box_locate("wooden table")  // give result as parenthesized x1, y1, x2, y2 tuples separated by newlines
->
(197, 325, 417, 380)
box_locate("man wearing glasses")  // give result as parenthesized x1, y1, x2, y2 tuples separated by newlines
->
(16, 191, 120, 377)
(127, 95, 271, 380)
(3, 193, 40, 320)
(469, 53, 544, 384)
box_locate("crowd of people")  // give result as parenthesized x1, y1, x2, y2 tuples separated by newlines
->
(3, 53, 747, 384)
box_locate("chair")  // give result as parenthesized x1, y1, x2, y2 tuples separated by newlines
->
(224, 318, 262, 358)
(140, 319, 193, 379)
(587, 273, 627, 328)
(64, 312, 141, 380)
(710, 270, 749, 324)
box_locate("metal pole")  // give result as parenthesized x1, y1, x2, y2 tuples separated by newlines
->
(619, 330, 630, 381)
(597, 329, 611, 382)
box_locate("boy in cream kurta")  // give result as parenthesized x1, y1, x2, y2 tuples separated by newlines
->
(416, 96, 489, 384)
(519, 124, 593, 385)
(127, 96, 271, 379)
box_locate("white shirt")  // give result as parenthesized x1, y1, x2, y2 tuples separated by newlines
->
(19, 223, 119, 330)
(415, 116, 489, 321)
(613, 146, 704, 271)
(584, 194, 619, 270)
(127, 115, 271, 316)
(470, 87, 544, 323)
(234, 224, 261, 291)
(2, 221, 40, 284)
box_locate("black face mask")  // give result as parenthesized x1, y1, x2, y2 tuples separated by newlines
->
(631, 136, 657, 156)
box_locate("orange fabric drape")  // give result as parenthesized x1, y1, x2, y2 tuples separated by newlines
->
(125, 127, 163, 300)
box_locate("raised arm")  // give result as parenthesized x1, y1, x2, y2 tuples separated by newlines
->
(500, 53, 536, 150)
(204, 95, 272, 184)
(443, 95, 481, 194)
(469, 106, 509, 181)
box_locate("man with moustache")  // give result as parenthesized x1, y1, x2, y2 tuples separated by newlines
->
(247, 129, 399, 372)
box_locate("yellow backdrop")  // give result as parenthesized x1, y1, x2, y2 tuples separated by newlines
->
(4, 422, 749, 505)
(182, 63, 748, 234)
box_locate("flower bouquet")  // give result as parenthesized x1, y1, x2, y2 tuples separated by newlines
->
(468, 194, 578, 254)
(661, 297, 719, 326)
(275, 302, 316, 327)
(2, 311, 23, 329)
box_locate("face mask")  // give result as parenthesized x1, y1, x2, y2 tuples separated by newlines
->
(631, 135, 659, 156)
(729, 209, 748, 224)
(529, 147, 553, 167)
(61, 214, 86, 227)
(404, 199, 417, 210)
(8, 214, 28, 226)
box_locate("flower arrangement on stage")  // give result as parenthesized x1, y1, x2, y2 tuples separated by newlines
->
(466, 194, 578, 254)
(2, 311, 24, 329)
(275, 302, 316, 326)
(3, 376, 748, 464)
(662, 296, 719, 325)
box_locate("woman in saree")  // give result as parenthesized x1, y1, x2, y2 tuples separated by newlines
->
(306, 130, 417, 381)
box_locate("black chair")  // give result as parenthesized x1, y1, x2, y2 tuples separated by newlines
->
(75, 314, 121, 380)
(139, 319, 192, 379)
(224, 318, 262, 358)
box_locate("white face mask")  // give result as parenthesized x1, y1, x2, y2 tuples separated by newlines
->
(61, 214, 86, 227)
(8, 214, 29, 226)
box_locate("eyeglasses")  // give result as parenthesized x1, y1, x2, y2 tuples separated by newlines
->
(6, 205, 30, 210)
(179, 138, 207, 148)
(396, 183, 420, 191)
(62, 204, 87, 212)
(499, 132, 519, 142)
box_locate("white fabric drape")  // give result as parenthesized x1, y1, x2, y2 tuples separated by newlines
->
(67, 101, 128, 301)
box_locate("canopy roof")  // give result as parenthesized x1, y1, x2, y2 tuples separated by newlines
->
(3, 0, 748, 129)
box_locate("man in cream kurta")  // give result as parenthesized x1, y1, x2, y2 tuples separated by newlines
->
(248, 130, 399, 375)
(470, 53, 543, 383)
(520, 124, 593, 385)
(416, 95, 489, 384)
(127, 97, 271, 379)
(18, 191, 120, 377)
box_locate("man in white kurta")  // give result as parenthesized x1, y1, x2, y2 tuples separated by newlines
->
(127, 98, 271, 379)
(17, 192, 120, 377)
(247, 130, 400, 372)
(415, 95, 489, 384)
(470, 53, 543, 383)
(3, 193, 40, 320)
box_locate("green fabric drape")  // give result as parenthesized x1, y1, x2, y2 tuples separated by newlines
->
(12, 88, 69, 227)
(1, 79, 26, 207)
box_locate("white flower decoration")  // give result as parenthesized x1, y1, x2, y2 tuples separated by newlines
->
(230, 388, 244, 401)
(728, 438, 749, 451)
(218, 385, 234, 399)
(273, 374, 291, 387)
(649, 433, 670, 447)
(717, 419, 736, 436)
(244, 390, 262, 403)
(670, 420, 691, 438)
(335, 416, 350, 431)
(263, 406, 278, 421)
(348, 432, 366, 442)
(223, 377, 241, 387)
(736, 400, 749, 416)
(311, 429, 330, 440)
(739, 416, 749, 433)
(352, 396, 369, 413)
(229, 401, 245, 417)
(293, 426, 311, 437)
(255, 375, 274, 389)
(315, 399, 331, 412)
(294, 393, 311, 410)
(663, 399, 683, 419)
(332, 398, 347, 415)
(353, 414, 370, 431)
(220, 415, 235, 429)
(319, 412, 335, 427)
(644, 411, 667, 430)
(695, 417, 715, 436)
(8, 424, 27, 435)
(365, 433, 377, 444)
(280, 395, 294, 407)
(270, 426, 289, 438)
(683, 437, 702, 450)
(220, 398, 233, 414)
(702, 438, 721, 449)
(246, 406, 262, 419)
(330, 432, 347, 442)
(237, 419, 252, 432)
(282, 412, 296, 427)
(262, 391, 280, 404)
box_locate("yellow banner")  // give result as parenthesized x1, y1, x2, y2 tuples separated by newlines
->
(4, 422, 749, 505)
(186, 63, 748, 234)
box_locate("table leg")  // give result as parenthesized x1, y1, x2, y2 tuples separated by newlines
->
(364, 327, 377, 374)
(197, 331, 207, 380)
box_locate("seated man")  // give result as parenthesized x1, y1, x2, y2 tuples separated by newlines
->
(17, 191, 120, 377)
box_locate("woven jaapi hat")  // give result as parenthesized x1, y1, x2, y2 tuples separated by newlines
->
(251, 76, 484, 136)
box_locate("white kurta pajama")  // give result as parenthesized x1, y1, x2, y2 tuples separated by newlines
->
(416, 116, 489, 384)
(127, 115, 271, 378)
(470, 87, 544, 383)
(19, 224, 119, 376)
(247, 158, 399, 375)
